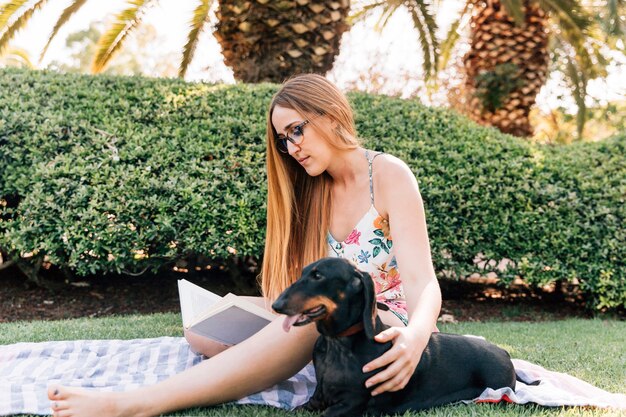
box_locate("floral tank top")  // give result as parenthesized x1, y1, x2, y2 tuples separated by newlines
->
(327, 150, 407, 317)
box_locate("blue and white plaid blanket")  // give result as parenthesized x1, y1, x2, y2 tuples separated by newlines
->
(0, 337, 315, 415)
(1, 337, 624, 415)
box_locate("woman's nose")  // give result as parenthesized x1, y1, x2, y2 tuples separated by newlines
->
(287, 140, 300, 155)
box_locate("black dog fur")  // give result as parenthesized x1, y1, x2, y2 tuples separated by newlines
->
(272, 257, 516, 417)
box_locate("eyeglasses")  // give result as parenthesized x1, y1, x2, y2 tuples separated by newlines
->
(275, 120, 310, 153)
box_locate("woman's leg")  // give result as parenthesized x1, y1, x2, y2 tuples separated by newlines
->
(48, 314, 319, 417)
(239, 295, 275, 312)
(48, 298, 406, 417)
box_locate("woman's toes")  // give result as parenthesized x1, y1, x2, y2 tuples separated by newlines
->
(52, 410, 73, 417)
(48, 385, 62, 400)
(51, 400, 69, 411)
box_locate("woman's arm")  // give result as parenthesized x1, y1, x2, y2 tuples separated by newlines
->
(362, 155, 442, 395)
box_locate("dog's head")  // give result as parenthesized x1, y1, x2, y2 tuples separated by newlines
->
(272, 257, 378, 339)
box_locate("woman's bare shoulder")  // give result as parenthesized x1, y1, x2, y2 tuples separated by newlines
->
(370, 151, 420, 218)
(372, 151, 416, 182)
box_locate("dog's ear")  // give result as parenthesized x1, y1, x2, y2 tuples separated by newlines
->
(356, 270, 377, 339)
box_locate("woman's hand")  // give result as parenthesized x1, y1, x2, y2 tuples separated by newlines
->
(362, 326, 428, 396)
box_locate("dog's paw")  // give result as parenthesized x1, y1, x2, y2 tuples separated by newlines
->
(293, 401, 318, 413)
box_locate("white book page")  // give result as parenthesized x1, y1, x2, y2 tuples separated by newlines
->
(178, 279, 222, 328)
(194, 293, 276, 324)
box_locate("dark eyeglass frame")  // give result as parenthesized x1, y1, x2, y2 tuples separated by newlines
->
(275, 120, 310, 153)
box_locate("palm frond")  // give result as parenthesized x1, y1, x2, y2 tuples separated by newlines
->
(179, 0, 212, 78)
(564, 54, 587, 138)
(540, 0, 592, 31)
(375, 2, 402, 32)
(437, 3, 469, 72)
(91, 0, 154, 73)
(551, 34, 606, 138)
(407, 0, 439, 79)
(415, 0, 439, 69)
(0, 0, 49, 56)
(39, 0, 88, 63)
(500, 0, 525, 27)
(0, 0, 30, 30)
(605, 0, 625, 40)
(2, 45, 33, 67)
(553, 30, 592, 77)
(540, 0, 594, 70)
(347, 1, 388, 26)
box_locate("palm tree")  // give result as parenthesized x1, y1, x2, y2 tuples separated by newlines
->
(459, 0, 610, 137)
(353, 0, 618, 138)
(213, 0, 351, 83)
(0, 0, 351, 82)
(460, 0, 556, 137)
(0, 45, 33, 67)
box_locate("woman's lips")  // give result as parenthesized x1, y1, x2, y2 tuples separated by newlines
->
(298, 157, 309, 165)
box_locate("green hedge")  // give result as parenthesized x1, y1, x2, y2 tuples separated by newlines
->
(1, 68, 624, 310)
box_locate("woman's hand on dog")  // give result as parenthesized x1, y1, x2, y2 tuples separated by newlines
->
(361, 326, 428, 396)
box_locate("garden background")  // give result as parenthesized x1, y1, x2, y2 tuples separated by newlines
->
(0, 0, 624, 416)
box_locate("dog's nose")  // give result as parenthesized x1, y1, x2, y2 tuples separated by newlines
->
(271, 298, 286, 313)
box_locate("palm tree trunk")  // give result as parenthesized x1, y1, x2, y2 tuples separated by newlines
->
(463, 0, 550, 137)
(213, 0, 351, 83)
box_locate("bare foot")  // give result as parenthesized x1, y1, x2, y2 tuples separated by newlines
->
(48, 385, 144, 417)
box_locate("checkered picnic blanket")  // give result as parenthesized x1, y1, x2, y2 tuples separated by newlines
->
(0, 337, 624, 415)
(0, 337, 315, 415)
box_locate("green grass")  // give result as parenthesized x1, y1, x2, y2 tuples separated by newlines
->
(3, 316, 625, 417)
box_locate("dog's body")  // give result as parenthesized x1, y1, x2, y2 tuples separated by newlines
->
(307, 319, 515, 416)
(272, 257, 516, 417)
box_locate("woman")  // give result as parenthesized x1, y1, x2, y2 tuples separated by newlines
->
(47, 74, 441, 417)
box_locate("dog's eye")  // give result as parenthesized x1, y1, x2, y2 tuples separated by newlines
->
(312, 271, 323, 280)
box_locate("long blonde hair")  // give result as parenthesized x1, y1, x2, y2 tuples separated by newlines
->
(261, 74, 361, 302)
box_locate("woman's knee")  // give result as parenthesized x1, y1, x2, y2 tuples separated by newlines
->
(239, 296, 276, 313)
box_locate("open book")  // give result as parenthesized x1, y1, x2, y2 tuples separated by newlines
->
(178, 279, 277, 352)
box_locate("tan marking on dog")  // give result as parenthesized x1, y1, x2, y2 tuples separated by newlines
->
(300, 296, 337, 321)
(371, 301, 378, 329)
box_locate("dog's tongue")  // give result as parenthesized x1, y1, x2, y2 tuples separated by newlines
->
(282, 314, 301, 332)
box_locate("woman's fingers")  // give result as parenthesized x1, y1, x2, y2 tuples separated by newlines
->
(385, 373, 412, 393)
(363, 326, 426, 395)
(374, 327, 400, 343)
(371, 366, 412, 395)
(363, 348, 396, 374)
(362, 327, 402, 372)
(364, 350, 409, 389)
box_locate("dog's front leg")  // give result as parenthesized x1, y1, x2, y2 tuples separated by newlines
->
(322, 392, 369, 417)
(294, 386, 326, 413)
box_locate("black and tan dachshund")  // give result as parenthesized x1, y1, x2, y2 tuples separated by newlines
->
(272, 257, 516, 417)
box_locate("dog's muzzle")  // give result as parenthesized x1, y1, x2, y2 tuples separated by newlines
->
(280, 304, 327, 332)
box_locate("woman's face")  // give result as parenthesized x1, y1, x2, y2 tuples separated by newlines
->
(271, 105, 335, 177)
